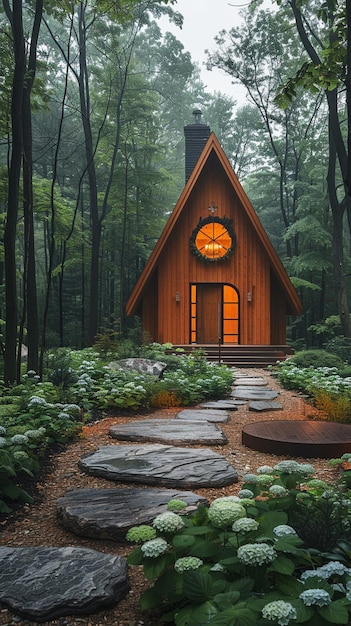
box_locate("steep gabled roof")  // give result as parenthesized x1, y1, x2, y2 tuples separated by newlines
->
(126, 132, 303, 316)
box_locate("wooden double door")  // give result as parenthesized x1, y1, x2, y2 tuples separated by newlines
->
(191, 283, 239, 344)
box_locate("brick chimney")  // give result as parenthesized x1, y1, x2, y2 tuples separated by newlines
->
(184, 109, 211, 182)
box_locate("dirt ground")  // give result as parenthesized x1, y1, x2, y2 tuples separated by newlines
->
(0, 369, 340, 626)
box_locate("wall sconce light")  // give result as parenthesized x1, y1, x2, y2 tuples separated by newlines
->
(247, 292, 252, 302)
(175, 292, 180, 302)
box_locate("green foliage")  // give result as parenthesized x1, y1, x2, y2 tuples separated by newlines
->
(324, 337, 351, 365)
(272, 355, 351, 422)
(289, 350, 345, 370)
(127, 461, 351, 625)
(47, 348, 77, 388)
(290, 490, 351, 551)
(0, 348, 233, 512)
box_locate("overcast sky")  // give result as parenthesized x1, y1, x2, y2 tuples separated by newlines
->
(158, 0, 273, 106)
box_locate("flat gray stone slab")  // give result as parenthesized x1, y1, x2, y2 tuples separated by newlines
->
(249, 401, 283, 412)
(231, 387, 279, 401)
(234, 377, 267, 386)
(79, 444, 238, 488)
(110, 418, 227, 444)
(0, 546, 129, 621)
(176, 409, 229, 423)
(57, 487, 208, 540)
(200, 401, 238, 410)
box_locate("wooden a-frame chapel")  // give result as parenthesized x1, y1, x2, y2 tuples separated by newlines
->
(126, 111, 302, 365)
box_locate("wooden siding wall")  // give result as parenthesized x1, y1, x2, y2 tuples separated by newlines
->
(270, 271, 287, 344)
(141, 270, 158, 341)
(144, 154, 284, 345)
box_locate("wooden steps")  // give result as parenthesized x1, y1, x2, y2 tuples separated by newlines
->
(170, 344, 294, 368)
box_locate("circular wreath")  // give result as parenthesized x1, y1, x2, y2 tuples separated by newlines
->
(190, 216, 235, 262)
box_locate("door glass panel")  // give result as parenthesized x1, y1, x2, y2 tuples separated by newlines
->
(223, 285, 239, 344)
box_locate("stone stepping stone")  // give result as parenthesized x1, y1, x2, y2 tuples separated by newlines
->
(176, 409, 229, 423)
(201, 400, 238, 410)
(234, 377, 267, 386)
(57, 487, 208, 541)
(249, 401, 283, 412)
(79, 444, 238, 488)
(0, 546, 129, 621)
(110, 418, 227, 444)
(231, 387, 279, 401)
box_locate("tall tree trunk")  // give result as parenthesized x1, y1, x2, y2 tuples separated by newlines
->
(76, 4, 100, 345)
(19, 0, 43, 376)
(327, 120, 351, 337)
(290, 0, 351, 335)
(3, 0, 25, 384)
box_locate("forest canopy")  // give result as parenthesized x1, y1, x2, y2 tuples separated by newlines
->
(0, 0, 350, 383)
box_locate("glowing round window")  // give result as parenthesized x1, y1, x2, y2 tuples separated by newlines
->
(190, 217, 235, 262)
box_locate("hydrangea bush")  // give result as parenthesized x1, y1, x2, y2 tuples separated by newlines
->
(127, 462, 351, 625)
(272, 360, 351, 422)
(0, 346, 233, 514)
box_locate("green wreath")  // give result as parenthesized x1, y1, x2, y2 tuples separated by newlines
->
(189, 216, 235, 262)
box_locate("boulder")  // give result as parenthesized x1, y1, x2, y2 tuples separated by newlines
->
(0, 546, 129, 621)
(108, 358, 167, 377)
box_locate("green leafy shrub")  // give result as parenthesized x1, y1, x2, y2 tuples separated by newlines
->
(127, 461, 351, 626)
(47, 348, 77, 388)
(289, 349, 345, 370)
(0, 348, 233, 513)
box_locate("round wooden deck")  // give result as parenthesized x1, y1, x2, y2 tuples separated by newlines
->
(242, 420, 351, 459)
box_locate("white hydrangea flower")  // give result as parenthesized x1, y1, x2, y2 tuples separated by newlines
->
(301, 562, 351, 581)
(298, 463, 315, 477)
(269, 485, 289, 497)
(232, 517, 259, 533)
(11, 434, 29, 445)
(141, 538, 168, 558)
(256, 474, 274, 487)
(174, 557, 203, 573)
(28, 396, 47, 407)
(13, 450, 29, 460)
(273, 525, 297, 537)
(299, 588, 331, 607)
(237, 543, 277, 566)
(208, 500, 246, 528)
(0, 426, 6, 436)
(0, 437, 7, 448)
(210, 563, 226, 572)
(24, 429, 45, 439)
(257, 465, 274, 474)
(238, 489, 254, 499)
(273, 460, 302, 474)
(242, 473, 258, 483)
(262, 600, 297, 625)
(152, 511, 184, 533)
(64, 404, 81, 414)
(212, 496, 241, 504)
